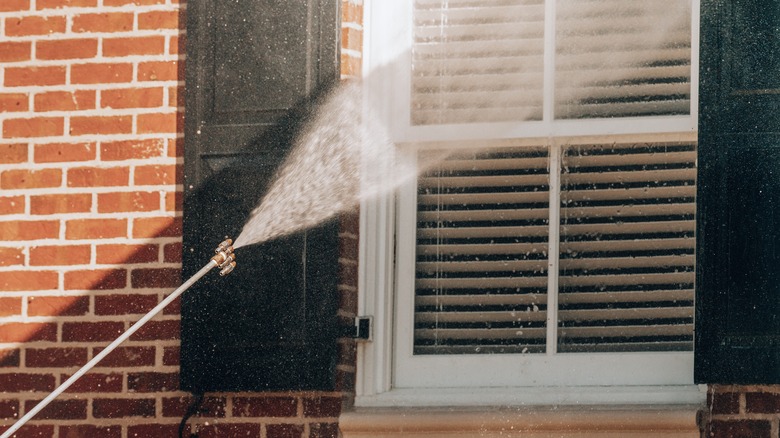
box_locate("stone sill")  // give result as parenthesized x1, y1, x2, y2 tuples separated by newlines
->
(340, 406, 702, 437)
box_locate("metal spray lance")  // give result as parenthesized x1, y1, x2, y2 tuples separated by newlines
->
(0, 239, 236, 438)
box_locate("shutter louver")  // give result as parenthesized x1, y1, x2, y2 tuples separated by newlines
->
(555, 0, 692, 119)
(558, 143, 696, 352)
(411, 0, 546, 125)
(414, 147, 550, 354)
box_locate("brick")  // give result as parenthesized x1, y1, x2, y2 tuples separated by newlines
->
(0, 298, 22, 316)
(104, 0, 164, 6)
(5, 15, 66, 36)
(128, 320, 179, 341)
(138, 10, 181, 30)
(0, 323, 57, 343)
(0, 425, 52, 437)
(59, 425, 121, 438)
(127, 425, 180, 437)
(96, 243, 158, 264)
(64, 268, 127, 290)
(27, 295, 89, 316)
(162, 294, 180, 315)
(70, 115, 132, 136)
(0, 41, 31, 62)
(98, 191, 159, 213)
(104, 36, 165, 57)
(62, 322, 124, 342)
(708, 420, 772, 438)
(170, 34, 182, 55)
(0, 220, 59, 240)
(0, 373, 55, 392)
(169, 84, 183, 107)
(0, 93, 28, 112)
(66, 218, 127, 239)
(163, 242, 181, 263)
(340, 53, 361, 78)
(342, 1, 363, 25)
(162, 346, 179, 366)
(73, 12, 133, 33)
(1, 168, 61, 189)
(5, 66, 66, 87)
(133, 216, 182, 238)
(34, 141, 95, 163)
(198, 424, 262, 438)
(303, 396, 341, 418)
(101, 87, 164, 109)
(94, 346, 155, 367)
(95, 294, 157, 315)
(100, 139, 164, 160)
(30, 243, 93, 265)
(93, 398, 155, 418)
(26, 347, 87, 367)
(137, 112, 180, 134)
(30, 194, 92, 215)
(62, 372, 122, 393)
(0, 271, 59, 291)
(342, 27, 363, 52)
(266, 424, 304, 438)
(0, 400, 18, 420)
(3, 117, 64, 138)
(745, 391, 780, 413)
(0, 144, 27, 164)
(34, 90, 96, 112)
(0, 0, 29, 12)
(309, 422, 340, 438)
(0, 349, 20, 367)
(0, 196, 25, 215)
(233, 397, 298, 418)
(67, 166, 129, 187)
(131, 267, 180, 288)
(134, 164, 179, 185)
(127, 372, 178, 392)
(165, 190, 182, 212)
(36, 38, 97, 60)
(71, 63, 132, 84)
(37, 0, 97, 9)
(0, 247, 23, 266)
(169, 137, 184, 158)
(24, 399, 87, 420)
(138, 61, 181, 81)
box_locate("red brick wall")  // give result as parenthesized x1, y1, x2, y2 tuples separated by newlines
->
(0, 0, 362, 436)
(704, 386, 780, 438)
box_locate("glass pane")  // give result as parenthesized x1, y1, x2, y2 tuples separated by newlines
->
(555, 0, 692, 119)
(411, 0, 545, 125)
(557, 142, 696, 352)
(414, 147, 550, 354)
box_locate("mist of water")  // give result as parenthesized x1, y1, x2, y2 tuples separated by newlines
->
(232, 0, 693, 250)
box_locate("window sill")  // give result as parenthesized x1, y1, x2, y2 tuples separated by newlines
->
(340, 405, 702, 437)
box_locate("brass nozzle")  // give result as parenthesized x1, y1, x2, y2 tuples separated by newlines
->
(212, 238, 236, 276)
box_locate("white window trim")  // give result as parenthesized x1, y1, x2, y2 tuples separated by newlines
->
(356, 0, 705, 407)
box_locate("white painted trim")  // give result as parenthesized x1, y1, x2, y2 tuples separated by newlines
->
(545, 142, 561, 355)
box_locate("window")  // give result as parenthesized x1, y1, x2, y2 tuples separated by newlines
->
(358, 0, 702, 405)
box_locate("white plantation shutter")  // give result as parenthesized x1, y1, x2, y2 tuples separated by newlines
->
(414, 147, 550, 354)
(411, 0, 546, 125)
(555, 0, 692, 119)
(558, 143, 696, 352)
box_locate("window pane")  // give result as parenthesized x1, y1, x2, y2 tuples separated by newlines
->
(557, 143, 696, 352)
(411, 0, 545, 125)
(555, 0, 692, 119)
(414, 147, 550, 354)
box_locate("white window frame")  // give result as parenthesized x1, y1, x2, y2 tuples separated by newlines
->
(356, 0, 704, 407)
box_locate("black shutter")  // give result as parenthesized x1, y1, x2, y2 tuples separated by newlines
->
(180, 0, 340, 391)
(696, 0, 780, 383)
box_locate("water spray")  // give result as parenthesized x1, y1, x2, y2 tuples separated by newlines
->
(0, 239, 236, 438)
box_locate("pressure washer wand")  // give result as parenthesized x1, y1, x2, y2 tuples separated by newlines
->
(0, 239, 236, 438)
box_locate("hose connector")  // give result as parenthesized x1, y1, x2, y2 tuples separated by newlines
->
(212, 238, 236, 276)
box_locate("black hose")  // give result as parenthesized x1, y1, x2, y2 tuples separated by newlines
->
(179, 393, 205, 438)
